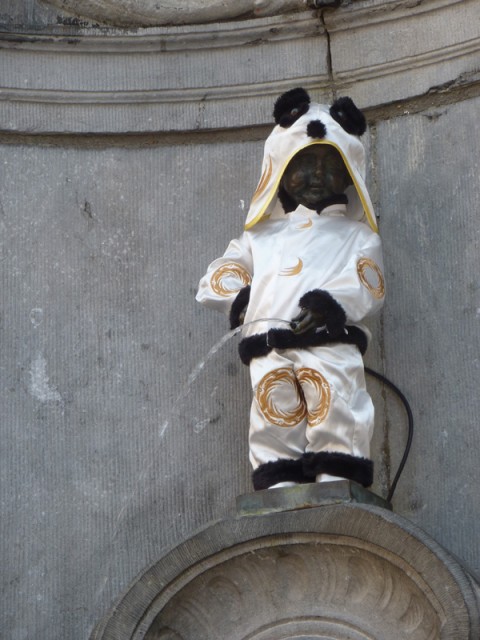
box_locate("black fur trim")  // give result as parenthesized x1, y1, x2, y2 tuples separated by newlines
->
(267, 325, 368, 355)
(329, 97, 366, 136)
(229, 285, 251, 329)
(302, 451, 373, 487)
(273, 88, 311, 127)
(306, 119, 327, 139)
(238, 325, 368, 365)
(298, 289, 347, 338)
(252, 458, 308, 491)
(238, 333, 270, 365)
(277, 184, 298, 214)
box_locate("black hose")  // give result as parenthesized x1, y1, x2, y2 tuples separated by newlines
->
(365, 367, 414, 503)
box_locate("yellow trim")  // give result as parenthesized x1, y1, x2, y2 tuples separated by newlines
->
(251, 155, 273, 204)
(245, 140, 378, 233)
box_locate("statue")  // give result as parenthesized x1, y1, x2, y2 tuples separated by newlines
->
(197, 88, 385, 491)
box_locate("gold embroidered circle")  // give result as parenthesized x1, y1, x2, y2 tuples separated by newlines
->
(296, 368, 331, 426)
(211, 262, 252, 297)
(357, 257, 385, 299)
(255, 367, 307, 428)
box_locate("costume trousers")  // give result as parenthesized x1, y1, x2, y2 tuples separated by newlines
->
(248, 344, 374, 469)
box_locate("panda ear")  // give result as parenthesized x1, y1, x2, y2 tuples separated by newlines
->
(329, 97, 366, 136)
(273, 88, 311, 128)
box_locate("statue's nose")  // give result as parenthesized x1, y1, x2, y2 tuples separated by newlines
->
(312, 164, 324, 184)
(313, 161, 325, 180)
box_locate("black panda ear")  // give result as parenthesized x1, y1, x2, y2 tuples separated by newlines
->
(330, 97, 366, 136)
(273, 88, 310, 128)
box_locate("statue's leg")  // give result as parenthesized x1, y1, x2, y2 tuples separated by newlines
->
(248, 350, 309, 490)
(290, 344, 375, 487)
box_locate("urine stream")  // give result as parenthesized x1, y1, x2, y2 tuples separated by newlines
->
(94, 317, 290, 605)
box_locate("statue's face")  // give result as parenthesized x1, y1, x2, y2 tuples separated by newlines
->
(280, 144, 353, 210)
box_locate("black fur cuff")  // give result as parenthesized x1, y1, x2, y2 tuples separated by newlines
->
(298, 289, 346, 338)
(252, 458, 307, 491)
(229, 285, 251, 329)
(252, 451, 374, 490)
(302, 451, 373, 487)
(238, 333, 270, 365)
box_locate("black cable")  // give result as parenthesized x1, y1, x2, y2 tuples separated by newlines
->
(365, 367, 414, 503)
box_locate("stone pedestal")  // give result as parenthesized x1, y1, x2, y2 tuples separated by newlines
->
(92, 487, 480, 640)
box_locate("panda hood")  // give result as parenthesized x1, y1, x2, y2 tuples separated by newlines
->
(245, 89, 377, 233)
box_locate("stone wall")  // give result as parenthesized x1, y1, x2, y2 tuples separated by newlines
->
(1, 1, 479, 638)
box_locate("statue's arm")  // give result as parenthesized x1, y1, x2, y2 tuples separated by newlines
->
(196, 233, 253, 325)
(292, 233, 385, 335)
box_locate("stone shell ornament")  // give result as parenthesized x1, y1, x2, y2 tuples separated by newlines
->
(43, 0, 309, 27)
(91, 503, 480, 639)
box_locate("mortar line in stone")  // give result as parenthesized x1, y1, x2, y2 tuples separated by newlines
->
(370, 120, 391, 498)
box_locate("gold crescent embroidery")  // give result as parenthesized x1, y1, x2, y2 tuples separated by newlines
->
(250, 156, 273, 204)
(279, 258, 303, 277)
(297, 218, 313, 229)
(357, 257, 385, 299)
(255, 368, 307, 428)
(296, 368, 331, 427)
(211, 262, 252, 297)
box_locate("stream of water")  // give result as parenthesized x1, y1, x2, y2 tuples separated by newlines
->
(93, 317, 291, 607)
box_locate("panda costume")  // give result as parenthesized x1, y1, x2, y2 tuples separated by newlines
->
(196, 89, 385, 491)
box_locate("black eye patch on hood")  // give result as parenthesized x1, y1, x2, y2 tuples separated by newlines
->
(273, 87, 311, 128)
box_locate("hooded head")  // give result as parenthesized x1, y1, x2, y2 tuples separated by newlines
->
(245, 89, 377, 232)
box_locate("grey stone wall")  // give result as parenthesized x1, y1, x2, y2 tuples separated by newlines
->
(377, 100, 480, 573)
(1, 1, 479, 638)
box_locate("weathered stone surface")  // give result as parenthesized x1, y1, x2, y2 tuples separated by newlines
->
(236, 479, 392, 515)
(0, 11, 326, 133)
(376, 95, 480, 577)
(91, 503, 480, 639)
(326, 0, 480, 108)
(1, 0, 478, 134)
(41, 0, 307, 27)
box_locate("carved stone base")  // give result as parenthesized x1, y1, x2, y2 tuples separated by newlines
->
(92, 494, 480, 640)
(236, 479, 392, 515)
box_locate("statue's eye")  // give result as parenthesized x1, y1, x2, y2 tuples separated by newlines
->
(290, 107, 299, 116)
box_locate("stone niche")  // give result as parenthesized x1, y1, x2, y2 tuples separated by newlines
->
(92, 497, 480, 640)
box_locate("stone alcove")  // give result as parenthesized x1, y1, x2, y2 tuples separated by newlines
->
(92, 490, 480, 639)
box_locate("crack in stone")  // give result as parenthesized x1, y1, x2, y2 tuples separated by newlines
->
(320, 9, 336, 100)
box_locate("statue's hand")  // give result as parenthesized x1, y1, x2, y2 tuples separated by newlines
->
(291, 289, 347, 337)
(290, 308, 325, 334)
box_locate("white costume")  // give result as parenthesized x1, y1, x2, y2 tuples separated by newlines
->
(197, 94, 385, 490)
